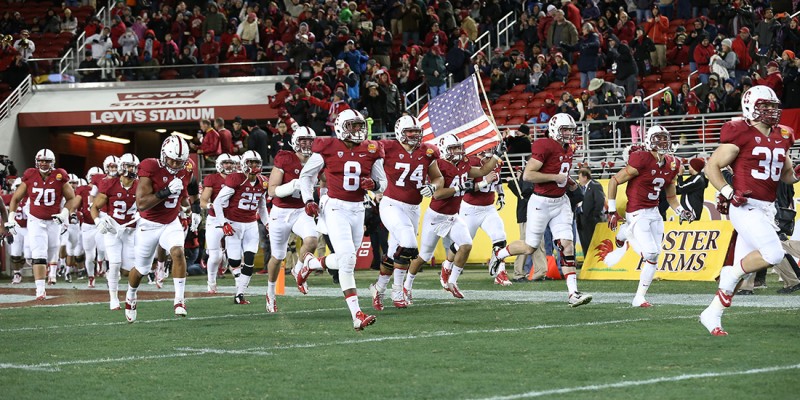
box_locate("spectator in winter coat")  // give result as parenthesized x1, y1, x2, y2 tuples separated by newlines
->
(754, 61, 784, 99)
(547, 10, 579, 57)
(162, 33, 180, 65)
(782, 57, 800, 108)
(361, 81, 388, 133)
(677, 158, 707, 220)
(609, 37, 637, 96)
(715, 38, 737, 79)
(489, 65, 509, 102)
(644, 5, 669, 70)
(613, 11, 635, 44)
(86, 27, 112, 59)
(538, 5, 557, 48)
(549, 52, 571, 83)
(722, 79, 742, 112)
(195, 119, 221, 158)
(110, 16, 126, 48)
(337, 39, 368, 75)
(754, 7, 781, 57)
(139, 29, 162, 61)
(631, 26, 655, 76)
(246, 120, 269, 162)
(97, 49, 120, 81)
(202, 3, 227, 38)
(424, 22, 448, 52)
(666, 33, 690, 67)
(119, 28, 139, 57)
(525, 62, 549, 93)
(60, 9, 78, 35)
(200, 31, 220, 78)
(780, 18, 800, 55)
(562, 0, 582, 31)
(695, 73, 726, 104)
(371, 21, 392, 68)
(562, 23, 600, 88)
(307, 89, 350, 135)
(421, 46, 448, 98)
(693, 35, 715, 83)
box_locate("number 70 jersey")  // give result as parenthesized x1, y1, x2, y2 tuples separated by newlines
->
(22, 167, 70, 220)
(380, 140, 439, 205)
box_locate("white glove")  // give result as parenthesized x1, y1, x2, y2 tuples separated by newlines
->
(4, 211, 17, 235)
(420, 184, 436, 198)
(97, 215, 116, 235)
(190, 213, 201, 232)
(52, 208, 70, 225)
(168, 177, 184, 194)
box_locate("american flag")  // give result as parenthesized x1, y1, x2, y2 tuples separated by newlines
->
(418, 75, 501, 155)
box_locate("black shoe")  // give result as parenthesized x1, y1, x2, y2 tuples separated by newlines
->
(753, 280, 767, 289)
(777, 283, 800, 294)
(736, 289, 754, 296)
(512, 277, 530, 283)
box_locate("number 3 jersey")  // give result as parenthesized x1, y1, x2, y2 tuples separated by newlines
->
(221, 172, 269, 223)
(97, 177, 139, 225)
(74, 184, 96, 224)
(312, 137, 385, 202)
(430, 158, 471, 215)
(138, 158, 193, 224)
(625, 151, 680, 213)
(380, 140, 439, 205)
(722, 120, 794, 203)
(530, 137, 573, 198)
(22, 167, 70, 220)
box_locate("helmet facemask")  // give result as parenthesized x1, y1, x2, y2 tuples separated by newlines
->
(121, 162, 139, 178)
(445, 143, 465, 163)
(753, 99, 782, 127)
(296, 138, 314, 156)
(36, 158, 54, 174)
(556, 126, 576, 145)
(649, 131, 671, 155)
(342, 119, 367, 143)
(399, 127, 423, 149)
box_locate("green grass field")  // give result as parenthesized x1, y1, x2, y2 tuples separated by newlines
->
(2, 269, 799, 399)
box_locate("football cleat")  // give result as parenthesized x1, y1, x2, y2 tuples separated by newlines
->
(88, 277, 95, 288)
(632, 297, 652, 307)
(403, 287, 413, 305)
(47, 276, 56, 285)
(710, 327, 728, 336)
(353, 311, 376, 331)
(439, 266, 450, 289)
(125, 300, 137, 322)
(568, 292, 593, 307)
(174, 302, 187, 317)
(35, 294, 46, 301)
(391, 289, 408, 308)
(292, 265, 310, 295)
(266, 295, 277, 313)
(218, 265, 227, 278)
(446, 283, 464, 299)
(636, 301, 653, 308)
(487, 250, 503, 277)
(234, 293, 251, 305)
(11, 272, 22, 284)
(494, 270, 513, 286)
(64, 273, 72, 283)
(369, 283, 384, 311)
(110, 298, 121, 310)
(207, 283, 217, 294)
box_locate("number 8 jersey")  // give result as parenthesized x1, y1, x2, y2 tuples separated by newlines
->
(625, 151, 680, 213)
(22, 167, 70, 220)
(311, 137, 385, 202)
(722, 120, 794, 203)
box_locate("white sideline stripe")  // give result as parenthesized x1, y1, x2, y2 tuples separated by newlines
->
(0, 295, 222, 310)
(474, 363, 800, 400)
(0, 309, 790, 372)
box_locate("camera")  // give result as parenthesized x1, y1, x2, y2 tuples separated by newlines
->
(0, 155, 16, 192)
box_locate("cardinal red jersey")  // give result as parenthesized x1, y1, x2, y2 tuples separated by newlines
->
(381, 140, 439, 205)
(312, 137, 384, 202)
(463, 156, 501, 206)
(13, 197, 28, 228)
(722, 120, 795, 203)
(74, 185, 95, 225)
(91, 173, 107, 189)
(530, 137, 573, 197)
(625, 151, 681, 213)
(98, 177, 138, 225)
(272, 150, 304, 209)
(22, 167, 70, 220)
(430, 158, 471, 215)
(138, 158, 192, 224)
(202, 172, 228, 217)
(222, 172, 269, 223)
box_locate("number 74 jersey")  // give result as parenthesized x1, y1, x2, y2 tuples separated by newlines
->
(381, 140, 439, 205)
(625, 151, 680, 213)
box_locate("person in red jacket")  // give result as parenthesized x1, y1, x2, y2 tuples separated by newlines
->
(666, 33, 690, 66)
(693, 35, 715, 84)
(644, 5, 669, 70)
(614, 11, 636, 44)
(754, 61, 784, 99)
(194, 119, 221, 158)
(306, 89, 350, 135)
(562, 0, 582, 33)
(215, 117, 233, 155)
(200, 30, 220, 78)
(423, 22, 448, 53)
(732, 27, 756, 81)
(538, 5, 556, 49)
(110, 16, 126, 49)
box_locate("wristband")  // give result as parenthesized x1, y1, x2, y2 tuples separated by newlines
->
(477, 180, 489, 189)
(719, 185, 733, 200)
(155, 187, 171, 200)
(608, 199, 616, 212)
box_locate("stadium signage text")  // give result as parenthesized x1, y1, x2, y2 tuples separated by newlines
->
(635, 230, 722, 273)
(116, 90, 205, 101)
(89, 108, 215, 124)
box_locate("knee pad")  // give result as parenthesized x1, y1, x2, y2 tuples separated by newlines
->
(243, 251, 255, 266)
(229, 258, 242, 268)
(241, 265, 254, 276)
(11, 256, 25, 264)
(32, 258, 47, 265)
(393, 246, 418, 266)
(381, 255, 394, 271)
(75, 254, 86, 263)
(642, 252, 659, 264)
(449, 243, 458, 254)
(339, 253, 357, 273)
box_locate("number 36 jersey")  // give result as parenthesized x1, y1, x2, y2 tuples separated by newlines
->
(312, 137, 385, 202)
(380, 140, 439, 205)
(22, 167, 70, 220)
(625, 151, 680, 213)
(722, 120, 794, 203)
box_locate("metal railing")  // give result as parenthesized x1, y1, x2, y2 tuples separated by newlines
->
(496, 12, 516, 50)
(474, 31, 491, 63)
(0, 75, 32, 123)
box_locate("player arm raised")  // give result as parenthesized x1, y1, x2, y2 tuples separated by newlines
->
(467, 147, 504, 178)
(706, 143, 739, 198)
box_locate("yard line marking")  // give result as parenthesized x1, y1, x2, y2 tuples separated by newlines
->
(473, 363, 800, 400)
(0, 295, 222, 310)
(0, 308, 791, 372)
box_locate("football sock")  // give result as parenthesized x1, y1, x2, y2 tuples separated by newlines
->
(719, 264, 746, 293)
(126, 284, 138, 302)
(448, 266, 464, 284)
(404, 273, 416, 291)
(268, 281, 276, 299)
(306, 253, 324, 270)
(498, 262, 507, 272)
(565, 272, 578, 295)
(442, 259, 453, 271)
(35, 280, 45, 297)
(392, 268, 407, 290)
(635, 260, 657, 299)
(173, 278, 186, 304)
(376, 273, 391, 293)
(231, 267, 242, 295)
(85, 263, 94, 278)
(345, 293, 360, 319)
(495, 246, 511, 259)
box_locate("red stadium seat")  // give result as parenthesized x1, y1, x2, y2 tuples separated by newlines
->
(547, 81, 563, 90)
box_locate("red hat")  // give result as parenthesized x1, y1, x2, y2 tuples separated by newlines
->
(739, 27, 750, 34)
(689, 158, 705, 172)
(545, 92, 555, 101)
(459, 29, 467, 36)
(784, 50, 796, 60)
(555, 52, 563, 58)
(767, 61, 779, 69)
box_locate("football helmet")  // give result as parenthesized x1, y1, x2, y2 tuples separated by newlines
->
(291, 126, 317, 156)
(119, 153, 140, 178)
(742, 85, 781, 126)
(548, 113, 577, 144)
(86, 166, 103, 183)
(437, 134, 464, 163)
(334, 109, 367, 143)
(79, 178, 88, 187)
(35, 149, 56, 174)
(643, 125, 671, 155)
(103, 155, 121, 177)
(230, 155, 242, 172)
(241, 150, 262, 175)
(215, 153, 235, 174)
(68, 173, 80, 186)
(160, 136, 189, 174)
(395, 115, 423, 149)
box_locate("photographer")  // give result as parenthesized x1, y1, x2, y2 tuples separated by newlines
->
(86, 27, 112, 59)
(12, 30, 35, 61)
(96, 49, 120, 81)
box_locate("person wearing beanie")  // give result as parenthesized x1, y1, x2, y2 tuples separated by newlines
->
(716, 38, 737, 79)
(754, 60, 784, 99)
(504, 124, 532, 155)
(677, 158, 708, 221)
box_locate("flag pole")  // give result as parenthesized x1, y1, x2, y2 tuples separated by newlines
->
(473, 65, 522, 196)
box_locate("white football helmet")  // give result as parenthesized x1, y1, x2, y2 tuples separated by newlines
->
(395, 115, 423, 149)
(643, 125, 671, 155)
(68, 173, 79, 186)
(119, 153, 140, 178)
(437, 134, 464, 163)
(215, 153, 235, 174)
(742, 85, 781, 126)
(241, 150, 262, 175)
(103, 155, 121, 177)
(334, 109, 367, 143)
(160, 136, 190, 174)
(230, 155, 242, 172)
(548, 113, 577, 144)
(86, 166, 103, 183)
(11, 177, 21, 191)
(291, 126, 317, 156)
(35, 149, 56, 174)
(79, 178, 88, 187)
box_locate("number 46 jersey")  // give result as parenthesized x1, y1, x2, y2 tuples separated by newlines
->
(381, 140, 439, 205)
(625, 151, 680, 213)
(722, 120, 794, 203)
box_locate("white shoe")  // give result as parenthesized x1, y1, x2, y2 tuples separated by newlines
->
(568, 292, 592, 307)
(125, 299, 137, 323)
(699, 307, 727, 336)
(266, 295, 277, 313)
(390, 288, 408, 308)
(11, 272, 22, 284)
(174, 302, 187, 317)
(207, 283, 217, 294)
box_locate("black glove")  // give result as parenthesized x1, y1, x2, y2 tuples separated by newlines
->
(493, 141, 507, 158)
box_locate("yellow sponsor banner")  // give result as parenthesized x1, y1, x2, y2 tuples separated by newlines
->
(580, 221, 734, 281)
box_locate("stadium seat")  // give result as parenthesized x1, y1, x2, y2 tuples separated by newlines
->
(667, 82, 683, 93)
(509, 84, 526, 93)
(565, 79, 581, 89)
(547, 81, 563, 90)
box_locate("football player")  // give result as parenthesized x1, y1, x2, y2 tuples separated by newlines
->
(403, 134, 502, 300)
(7, 178, 30, 284)
(5, 149, 79, 300)
(63, 174, 83, 284)
(124, 136, 194, 322)
(213, 150, 270, 306)
(200, 153, 235, 294)
(91, 153, 139, 310)
(268, 127, 319, 312)
(606, 125, 694, 307)
(487, 113, 593, 307)
(298, 109, 387, 330)
(700, 85, 798, 335)
(367, 116, 443, 310)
